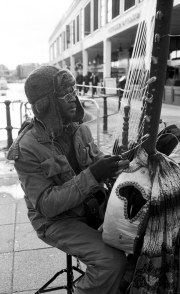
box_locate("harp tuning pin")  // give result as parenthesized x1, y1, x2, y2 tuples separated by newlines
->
(141, 134, 150, 143)
(151, 56, 158, 64)
(156, 11, 163, 20)
(146, 77, 157, 85)
(142, 92, 153, 103)
(155, 33, 161, 42)
(145, 97, 153, 103)
(145, 115, 151, 123)
(141, 134, 150, 141)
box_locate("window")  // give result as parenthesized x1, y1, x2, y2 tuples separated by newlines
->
(124, 0, 135, 11)
(100, 0, 105, 27)
(66, 25, 70, 48)
(94, 0, 99, 31)
(107, 0, 120, 22)
(84, 2, 91, 36)
(112, 0, 120, 19)
(62, 31, 65, 51)
(70, 21, 73, 46)
(73, 20, 75, 44)
(80, 9, 84, 39)
(77, 15, 79, 42)
(107, 0, 112, 23)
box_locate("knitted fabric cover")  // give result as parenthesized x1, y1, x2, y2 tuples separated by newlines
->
(103, 147, 180, 293)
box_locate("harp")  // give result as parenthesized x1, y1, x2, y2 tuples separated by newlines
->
(102, 0, 180, 293)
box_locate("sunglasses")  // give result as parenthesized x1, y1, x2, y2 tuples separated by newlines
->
(53, 70, 77, 102)
(58, 88, 77, 103)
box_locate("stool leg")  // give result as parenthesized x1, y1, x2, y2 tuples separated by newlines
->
(67, 254, 73, 294)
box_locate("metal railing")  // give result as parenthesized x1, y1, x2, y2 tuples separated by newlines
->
(0, 83, 122, 151)
(79, 97, 100, 147)
(0, 98, 101, 149)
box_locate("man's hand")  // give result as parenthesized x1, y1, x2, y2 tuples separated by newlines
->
(90, 155, 129, 182)
(114, 159, 129, 177)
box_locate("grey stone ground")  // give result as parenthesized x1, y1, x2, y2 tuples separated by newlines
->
(1, 96, 180, 293)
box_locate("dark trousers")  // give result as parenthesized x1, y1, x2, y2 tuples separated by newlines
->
(39, 216, 127, 294)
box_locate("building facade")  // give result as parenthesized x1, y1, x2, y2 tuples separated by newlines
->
(16, 63, 40, 79)
(49, 0, 180, 84)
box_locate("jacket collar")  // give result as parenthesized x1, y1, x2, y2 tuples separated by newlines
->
(32, 118, 79, 143)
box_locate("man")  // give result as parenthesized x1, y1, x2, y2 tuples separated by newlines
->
(84, 71, 91, 94)
(7, 66, 129, 294)
(76, 69, 84, 95)
(90, 72, 99, 96)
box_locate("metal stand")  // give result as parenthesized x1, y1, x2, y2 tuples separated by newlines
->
(35, 254, 84, 294)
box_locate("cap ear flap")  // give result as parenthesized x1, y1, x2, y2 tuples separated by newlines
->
(34, 96, 50, 113)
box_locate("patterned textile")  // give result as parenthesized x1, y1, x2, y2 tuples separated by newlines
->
(128, 148, 180, 294)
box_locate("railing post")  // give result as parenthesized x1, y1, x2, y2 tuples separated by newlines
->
(118, 89, 122, 111)
(103, 96, 108, 133)
(82, 81, 85, 96)
(4, 100, 13, 148)
(92, 85, 94, 98)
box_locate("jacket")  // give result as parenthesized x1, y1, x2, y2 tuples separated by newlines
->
(7, 119, 105, 234)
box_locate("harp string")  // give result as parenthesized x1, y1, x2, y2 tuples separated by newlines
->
(112, 0, 157, 157)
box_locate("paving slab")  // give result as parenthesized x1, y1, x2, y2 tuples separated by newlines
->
(0, 150, 8, 161)
(0, 224, 14, 254)
(15, 222, 50, 252)
(0, 157, 17, 178)
(0, 252, 13, 294)
(0, 202, 16, 225)
(0, 182, 24, 200)
(0, 191, 15, 205)
(16, 198, 30, 224)
(13, 248, 67, 292)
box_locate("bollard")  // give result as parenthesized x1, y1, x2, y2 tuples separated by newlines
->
(82, 81, 85, 96)
(118, 89, 122, 111)
(103, 96, 108, 133)
(4, 100, 13, 149)
(92, 86, 94, 98)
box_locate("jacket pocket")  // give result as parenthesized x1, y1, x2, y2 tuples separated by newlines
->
(78, 141, 101, 167)
(78, 144, 93, 167)
(41, 155, 73, 183)
(88, 141, 100, 159)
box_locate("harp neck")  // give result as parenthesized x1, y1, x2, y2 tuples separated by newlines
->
(142, 0, 174, 155)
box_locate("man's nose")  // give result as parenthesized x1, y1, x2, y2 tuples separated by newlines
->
(68, 94, 77, 103)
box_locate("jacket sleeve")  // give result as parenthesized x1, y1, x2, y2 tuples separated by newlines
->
(15, 147, 101, 218)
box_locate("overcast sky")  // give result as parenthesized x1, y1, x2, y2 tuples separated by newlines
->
(0, 0, 74, 70)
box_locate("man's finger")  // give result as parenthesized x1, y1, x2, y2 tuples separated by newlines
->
(117, 159, 129, 168)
